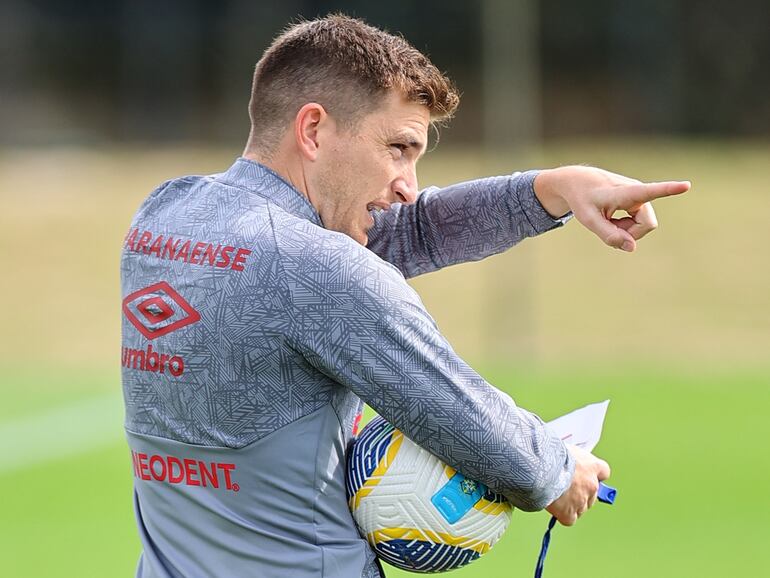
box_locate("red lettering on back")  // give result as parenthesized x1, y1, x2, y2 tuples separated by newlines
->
(202, 244, 221, 266)
(168, 356, 184, 377)
(123, 229, 248, 272)
(131, 450, 141, 477)
(189, 242, 206, 265)
(174, 240, 191, 262)
(231, 248, 252, 271)
(162, 237, 180, 260)
(137, 453, 151, 480)
(219, 463, 236, 490)
(149, 455, 167, 481)
(184, 459, 201, 486)
(147, 235, 164, 258)
(168, 456, 184, 483)
(199, 461, 219, 488)
(131, 452, 237, 493)
(145, 345, 159, 372)
(216, 246, 234, 268)
(122, 345, 184, 377)
(132, 349, 146, 370)
(136, 231, 152, 254)
(125, 228, 139, 251)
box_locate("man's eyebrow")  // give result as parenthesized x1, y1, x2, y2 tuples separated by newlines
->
(392, 132, 427, 156)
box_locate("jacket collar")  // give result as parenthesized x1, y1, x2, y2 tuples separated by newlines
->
(217, 157, 322, 227)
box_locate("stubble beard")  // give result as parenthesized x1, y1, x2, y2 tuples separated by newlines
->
(316, 166, 367, 245)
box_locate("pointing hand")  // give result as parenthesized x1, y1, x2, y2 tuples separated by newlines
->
(534, 166, 690, 252)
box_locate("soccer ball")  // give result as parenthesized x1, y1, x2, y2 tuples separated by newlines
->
(346, 416, 513, 572)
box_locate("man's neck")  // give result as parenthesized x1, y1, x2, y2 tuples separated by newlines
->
(243, 148, 311, 202)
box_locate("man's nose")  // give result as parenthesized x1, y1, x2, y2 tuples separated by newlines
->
(392, 168, 418, 205)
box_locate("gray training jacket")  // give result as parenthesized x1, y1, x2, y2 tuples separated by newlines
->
(120, 157, 575, 578)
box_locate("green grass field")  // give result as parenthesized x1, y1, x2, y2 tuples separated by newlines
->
(1, 366, 768, 577)
(1, 140, 768, 576)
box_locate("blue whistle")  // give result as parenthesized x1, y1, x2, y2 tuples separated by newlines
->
(597, 482, 617, 504)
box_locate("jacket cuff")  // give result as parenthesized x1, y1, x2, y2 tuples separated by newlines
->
(511, 169, 573, 234)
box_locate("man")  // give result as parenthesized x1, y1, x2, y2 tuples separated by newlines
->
(121, 15, 689, 578)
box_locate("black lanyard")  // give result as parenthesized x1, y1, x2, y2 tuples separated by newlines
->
(534, 483, 617, 577)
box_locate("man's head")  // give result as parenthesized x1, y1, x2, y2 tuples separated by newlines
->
(244, 15, 460, 245)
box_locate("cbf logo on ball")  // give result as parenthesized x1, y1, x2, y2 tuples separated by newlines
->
(346, 416, 512, 573)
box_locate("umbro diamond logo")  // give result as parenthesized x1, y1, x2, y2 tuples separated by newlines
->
(122, 281, 201, 340)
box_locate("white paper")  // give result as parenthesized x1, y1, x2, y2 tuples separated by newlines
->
(545, 400, 610, 452)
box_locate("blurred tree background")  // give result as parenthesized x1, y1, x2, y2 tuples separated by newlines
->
(1, 0, 768, 146)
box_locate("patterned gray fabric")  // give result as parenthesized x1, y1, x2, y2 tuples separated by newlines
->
(367, 171, 565, 278)
(121, 157, 575, 578)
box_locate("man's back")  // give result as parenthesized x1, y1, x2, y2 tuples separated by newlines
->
(121, 157, 581, 577)
(121, 159, 382, 577)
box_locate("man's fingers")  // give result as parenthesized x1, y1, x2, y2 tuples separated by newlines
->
(564, 173, 688, 251)
(595, 458, 611, 481)
(609, 216, 635, 232)
(557, 513, 577, 527)
(577, 208, 636, 251)
(547, 447, 611, 527)
(612, 202, 659, 241)
(620, 180, 690, 207)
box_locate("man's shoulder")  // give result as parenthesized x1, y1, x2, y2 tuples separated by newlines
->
(131, 172, 228, 223)
(272, 223, 420, 312)
(273, 218, 393, 273)
(132, 167, 275, 229)
(147, 172, 214, 198)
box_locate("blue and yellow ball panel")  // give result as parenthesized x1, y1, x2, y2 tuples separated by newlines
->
(346, 416, 396, 501)
(375, 539, 481, 573)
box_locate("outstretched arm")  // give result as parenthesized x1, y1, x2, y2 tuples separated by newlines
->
(366, 166, 690, 277)
(366, 171, 571, 279)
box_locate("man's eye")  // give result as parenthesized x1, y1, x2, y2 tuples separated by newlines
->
(391, 144, 408, 153)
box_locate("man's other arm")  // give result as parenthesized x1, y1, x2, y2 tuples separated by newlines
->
(279, 229, 573, 511)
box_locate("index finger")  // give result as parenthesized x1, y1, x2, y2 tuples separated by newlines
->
(621, 180, 691, 207)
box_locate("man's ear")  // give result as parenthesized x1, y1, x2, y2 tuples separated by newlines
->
(294, 103, 328, 161)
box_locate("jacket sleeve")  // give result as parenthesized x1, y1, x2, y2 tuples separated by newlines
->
(279, 230, 574, 511)
(366, 170, 572, 279)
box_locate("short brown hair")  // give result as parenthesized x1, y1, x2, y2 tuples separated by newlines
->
(246, 14, 459, 156)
